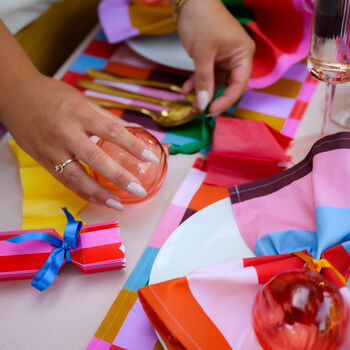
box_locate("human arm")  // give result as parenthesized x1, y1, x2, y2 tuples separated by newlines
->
(0, 20, 159, 210)
(170, 0, 255, 115)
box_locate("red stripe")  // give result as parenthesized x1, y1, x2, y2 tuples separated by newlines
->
(193, 158, 207, 171)
(288, 101, 308, 120)
(84, 39, 117, 59)
(71, 243, 124, 265)
(61, 71, 91, 91)
(323, 245, 350, 282)
(244, 254, 304, 284)
(0, 253, 51, 272)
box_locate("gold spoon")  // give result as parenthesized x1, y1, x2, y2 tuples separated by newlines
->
(88, 97, 197, 128)
(86, 69, 195, 103)
(77, 80, 191, 107)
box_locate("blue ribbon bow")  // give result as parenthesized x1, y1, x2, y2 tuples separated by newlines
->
(7, 208, 82, 291)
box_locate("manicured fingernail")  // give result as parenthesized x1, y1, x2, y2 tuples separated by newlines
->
(105, 198, 124, 211)
(197, 90, 209, 111)
(142, 149, 159, 163)
(127, 182, 147, 197)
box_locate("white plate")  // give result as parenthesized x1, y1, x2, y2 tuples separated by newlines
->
(149, 197, 255, 285)
(126, 33, 194, 71)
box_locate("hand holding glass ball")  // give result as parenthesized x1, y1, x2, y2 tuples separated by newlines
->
(91, 127, 168, 203)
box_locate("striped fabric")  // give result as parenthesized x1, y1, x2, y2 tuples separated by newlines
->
(138, 132, 350, 349)
(98, 0, 313, 88)
(77, 29, 319, 349)
(0, 221, 125, 281)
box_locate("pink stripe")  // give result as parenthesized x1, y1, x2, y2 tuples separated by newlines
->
(187, 261, 261, 348)
(0, 240, 52, 256)
(233, 172, 315, 251)
(148, 204, 186, 248)
(75, 227, 121, 250)
(280, 118, 300, 138)
(85, 90, 167, 112)
(98, 0, 139, 44)
(171, 167, 206, 207)
(86, 337, 111, 350)
(233, 148, 350, 250)
(139, 87, 186, 102)
(238, 90, 295, 118)
(296, 82, 318, 102)
(282, 63, 308, 82)
(145, 128, 166, 142)
(93, 79, 185, 102)
(113, 298, 158, 349)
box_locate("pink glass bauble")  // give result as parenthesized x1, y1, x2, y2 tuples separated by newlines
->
(91, 127, 168, 203)
(252, 270, 349, 350)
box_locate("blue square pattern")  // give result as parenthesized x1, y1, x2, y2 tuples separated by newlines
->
(69, 54, 108, 74)
(124, 246, 160, 292)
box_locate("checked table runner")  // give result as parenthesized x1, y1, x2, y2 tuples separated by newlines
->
(56, 28, 321, 349)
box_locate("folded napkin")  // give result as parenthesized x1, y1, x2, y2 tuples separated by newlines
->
(98, 0, 312, 88)
(9, 140, 88, 232)
(139, 132, 350, 349)
(205, 117, 292, 187)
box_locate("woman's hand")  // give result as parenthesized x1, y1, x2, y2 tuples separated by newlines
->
(0, 72, 159, 211)
(176, 0, 255, 115)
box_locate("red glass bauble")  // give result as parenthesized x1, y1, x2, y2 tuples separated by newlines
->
(252, 270, 348, 350)
(91, 127, 168, 203)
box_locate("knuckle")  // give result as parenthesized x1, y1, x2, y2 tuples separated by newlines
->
(85, 148, 101, 167)
(51, 123, 68, 139)
(64, 169, 81, 188)
(107, 123, 123, 140)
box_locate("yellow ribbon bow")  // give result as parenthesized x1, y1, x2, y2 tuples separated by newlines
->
(293, 251, 347, 286)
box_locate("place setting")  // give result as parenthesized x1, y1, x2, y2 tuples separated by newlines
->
(1, 0, 350, 350)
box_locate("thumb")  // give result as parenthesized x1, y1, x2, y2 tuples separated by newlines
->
(194, 53, 215, 111)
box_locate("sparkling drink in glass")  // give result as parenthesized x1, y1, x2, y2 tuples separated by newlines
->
(307, 0, 350, 132)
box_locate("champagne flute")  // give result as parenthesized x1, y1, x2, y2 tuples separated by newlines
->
(307, 0, 350, 134)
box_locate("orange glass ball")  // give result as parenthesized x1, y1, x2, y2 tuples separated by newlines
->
(252, 270, 348, 350)
(91, 127, 168, 203)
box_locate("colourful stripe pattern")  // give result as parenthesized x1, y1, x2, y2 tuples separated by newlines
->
(0, 25, 316, 347)
(76, 29, 318, 349)
(0, 222, 125, 281)
(98, 0, 313, 88)
(137, 132, 350, 349)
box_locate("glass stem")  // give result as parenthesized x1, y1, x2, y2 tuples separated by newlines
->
(322, 83, 336, 135)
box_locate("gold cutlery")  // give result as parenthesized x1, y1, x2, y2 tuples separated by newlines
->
(77, 80, 191, 108)
(88, 97, 198, 128)
(86, 69, 195, 103)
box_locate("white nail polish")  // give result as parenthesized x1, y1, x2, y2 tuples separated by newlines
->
(142, 149, 159, 163)
(105, 198, 124, 211)
(127, 182, 147, 197)
(197, 90, 210, 111)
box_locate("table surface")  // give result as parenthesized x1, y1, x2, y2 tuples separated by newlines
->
(0, 26, 347, 350)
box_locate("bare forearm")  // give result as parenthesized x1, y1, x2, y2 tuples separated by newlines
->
(0, 20, 38, 120)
